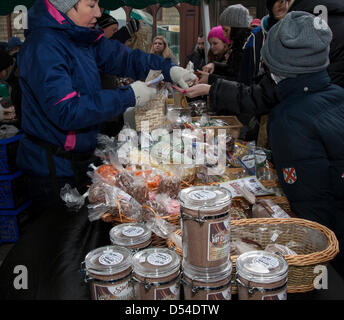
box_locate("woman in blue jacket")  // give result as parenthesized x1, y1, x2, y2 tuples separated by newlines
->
(17, 0, 196, 212)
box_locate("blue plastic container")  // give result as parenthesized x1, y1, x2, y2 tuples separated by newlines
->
(0, 170, 29, 209)
(0, 133, 22, 175)
(0, 201, 32, 243)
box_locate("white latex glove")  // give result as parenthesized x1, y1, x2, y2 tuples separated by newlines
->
(170, 66, 197, 89)
(130, 81, 157, 107)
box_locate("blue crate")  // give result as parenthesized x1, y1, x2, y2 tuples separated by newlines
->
(0, 133, 22, 174)
(0, 201, 32, 243)
(0, 171, 29, 209)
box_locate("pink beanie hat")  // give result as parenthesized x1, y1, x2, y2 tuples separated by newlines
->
(207, 25, 230, 45)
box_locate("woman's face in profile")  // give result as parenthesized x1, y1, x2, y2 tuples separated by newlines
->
(67, 0, 101, 28)
(209, 38, 227, 56)
(273, 0, 290, 21)
(153, 39, 165, 54)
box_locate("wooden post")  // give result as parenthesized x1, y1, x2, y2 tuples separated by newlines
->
(7, 14, 12, 40)
(151, 4, 159, 39)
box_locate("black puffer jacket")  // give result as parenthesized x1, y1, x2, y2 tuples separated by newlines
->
(289, 0, 344, 87)
(209, 71, 278, 128)
(188, 48, 206, 72)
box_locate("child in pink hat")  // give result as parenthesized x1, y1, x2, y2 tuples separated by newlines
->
(207, 25, 230, 63)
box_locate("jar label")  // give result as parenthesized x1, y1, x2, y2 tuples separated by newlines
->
(147, 252, 172, 266)
(241, 155, 255, 169)
(270, 205, 290, 218)
(207, 286, 231, 300)
(92, 279, 133, 300)
(253, 255, 280, 270)
(188, 190, 217, 201)
(122, 226, 145, 237)
(154, 281, 180, 300)
(207, 218, 231, 261)
(99, 251, 124, 266)
(254, 150, 267, 165)
(262, 288, 287, 300)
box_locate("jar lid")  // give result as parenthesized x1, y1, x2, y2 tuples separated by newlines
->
(236, 251, 288, 284)
(182, 259, 232, 283)
(179, 186, 232, 212)
(84, 245, 132, 276)
(132, 248, 181, 279)
(109, 223, 152, 247)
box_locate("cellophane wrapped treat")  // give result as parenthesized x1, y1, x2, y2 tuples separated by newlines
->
(116, 169, 149, 205)
(230, 238, 264, 256)
(265, 244, 297, 256)
(142, 193, 179, 239)
(87, 173, 142, 223)
(60, 183, 88, 212)
(157, 172, 181, 199)
(252, 199, 290, 219)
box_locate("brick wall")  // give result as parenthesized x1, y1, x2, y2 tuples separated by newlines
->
(0, 16, 8, 42)
(158, 7, 180, 26)
(0, 13, 25, 43)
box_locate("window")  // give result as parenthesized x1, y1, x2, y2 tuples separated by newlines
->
(156, 6, 180, 65)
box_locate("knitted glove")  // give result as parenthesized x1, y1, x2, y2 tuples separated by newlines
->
(130, 81, 157, 107)
(170, 66, 197, 89)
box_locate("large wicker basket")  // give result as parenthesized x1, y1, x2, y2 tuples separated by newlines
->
(168, 218, 339, 294)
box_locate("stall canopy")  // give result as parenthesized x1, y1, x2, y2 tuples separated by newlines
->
(0, 0, 200, 15)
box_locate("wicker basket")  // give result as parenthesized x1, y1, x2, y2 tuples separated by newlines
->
(192, 116, 243, 139)
(105, 211, 180, 226)
(168, 218, 339, 294)
(135, 96, 167, 132)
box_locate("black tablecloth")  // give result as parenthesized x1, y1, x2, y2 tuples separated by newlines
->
(0, 204, 343, 300)
(0, 204, 111, 300)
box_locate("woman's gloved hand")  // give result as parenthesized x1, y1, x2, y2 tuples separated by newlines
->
(170, 66, 197, 89)
(130, 81, 157, 107)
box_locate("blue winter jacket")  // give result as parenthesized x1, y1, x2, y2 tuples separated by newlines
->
(16, 0, 174, 178)
(268, 71, 344, 241)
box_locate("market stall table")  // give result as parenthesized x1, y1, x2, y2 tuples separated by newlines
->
(0, 203, 343, 300)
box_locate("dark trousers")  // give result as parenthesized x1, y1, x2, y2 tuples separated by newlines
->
(24, 174, 77, 218)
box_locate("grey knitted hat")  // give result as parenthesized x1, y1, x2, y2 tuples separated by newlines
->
(219, 4, 252, 28)
(261, 11, 332, 78)
(49, 0, 80, 13)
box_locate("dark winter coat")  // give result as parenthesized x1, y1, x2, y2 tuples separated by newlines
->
(209, 71, 278, 130)
(187, 47, 206, 72)
(239, 15, 275, 85)
(268, 71, 344, 241)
